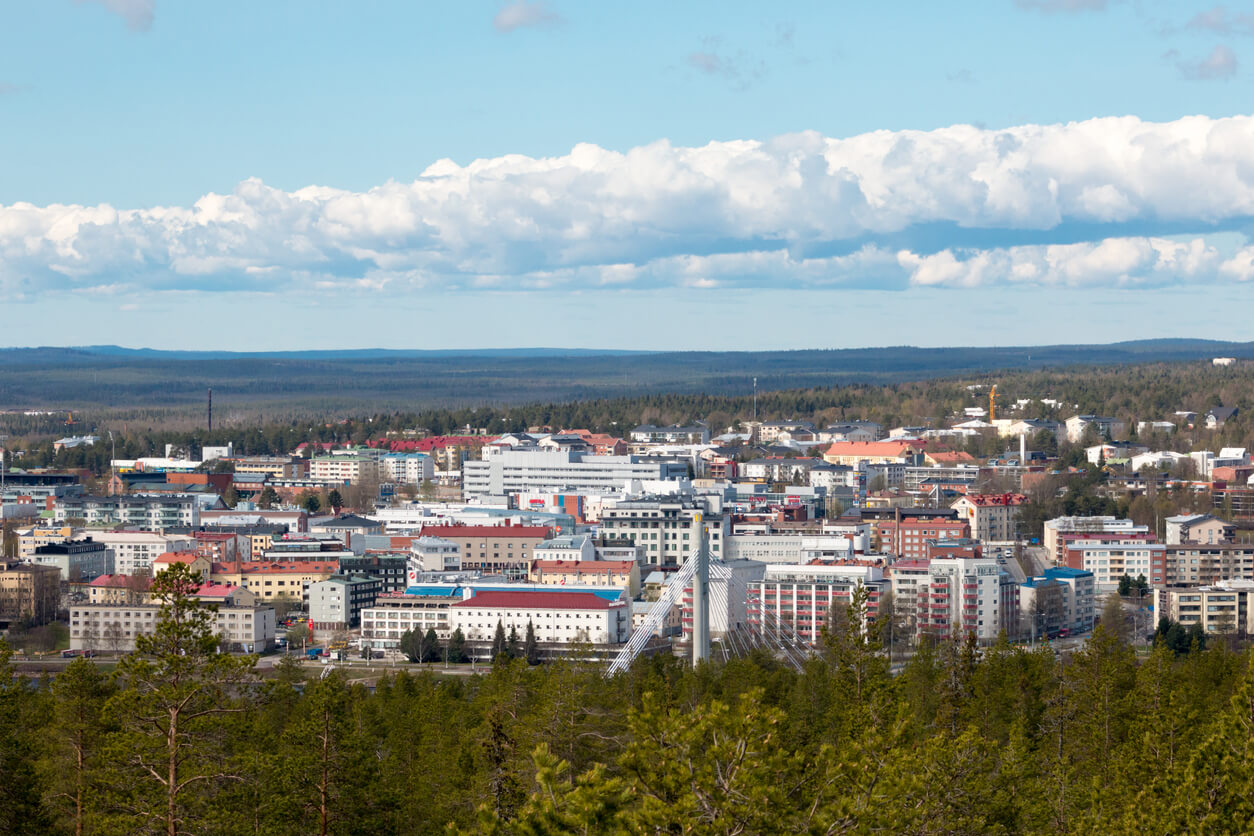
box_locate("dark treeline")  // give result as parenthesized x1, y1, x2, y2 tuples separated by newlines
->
(9, 564, 1254, 835)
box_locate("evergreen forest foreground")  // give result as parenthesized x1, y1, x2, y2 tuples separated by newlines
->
(9, 564, 1254, 835)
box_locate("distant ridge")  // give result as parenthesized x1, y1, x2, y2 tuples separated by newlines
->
(0, 338, 1251, 411)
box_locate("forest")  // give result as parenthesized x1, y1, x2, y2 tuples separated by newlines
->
(8, 562, 1254, 835)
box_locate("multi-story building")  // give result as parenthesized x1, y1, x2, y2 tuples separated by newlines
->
(950, 494, 1027, 542)
(73, 531, 195, 576)
(822, 440, 923, 467)
(679, 559, 767, 641)
(529, 560, 641, 597)
(746, 563, 887, 645)
(1064, 415, 1126, 443)
(1154, 582, 1254, 634)
(210, 560, 340, 603)
(55, 495, 200, 529)
(309, 453, 380, 486)
(1043, 516, 1152, 565)
(722, 532, 860, 564)
(0, 562, 61, 625)
(308, 576, 383, 631)
(449, 589, 632, 647)
(916, 555, 1018, 643)
(462, 449, 687, 499)
(16, 524, 78, 560)
(598, 498, 728, 567)
(871, 515, 972, 560)
(1063, 541, 1165, 591)
(1018, 567, 1096, 639)
(30, 538, 111, 582)
(360, 585, 463, 649)
(1157, 544, 1254, 588)
(231, 456, 309, 480)
(378, 452, 435, 486)
(69, 584, 275, 653)
(415, 525, 552, 581)
(408, 536, 461, 578)
(339, 554, 408, 594)
(630, 425, 710, 445)
(1164, 514, 1234, 546)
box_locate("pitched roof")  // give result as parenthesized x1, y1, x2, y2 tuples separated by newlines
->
(154, 551, 202, 565)
(418, 525, 552, 539)
(532, 560, 635, 573)
(824, 440, 922, 456)
(452, 590, 617, 610)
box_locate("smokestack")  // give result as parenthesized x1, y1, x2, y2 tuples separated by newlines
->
(208, 387, 213, 432)
(1020, 432, 1026, 463)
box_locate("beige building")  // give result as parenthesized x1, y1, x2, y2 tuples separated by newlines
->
(951, 493, 1027, 542)
(69, 584, 275, 653)
(528, 559, 641, 597)
(210, 559, 340, 603)
(822, 441, 922, 467)
(0, 562, 61, 625)
(309, 454, 379, 486)
(16, 525, 78, 560)
(417, 525, 552, 581)
(1155, 582, 1254, 634)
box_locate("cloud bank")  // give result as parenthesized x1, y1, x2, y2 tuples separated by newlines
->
(6, 114, 1254, 298)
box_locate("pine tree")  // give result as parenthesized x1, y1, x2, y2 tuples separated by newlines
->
(0, 640, 53, 833)
(524, 621, 540, 666)
(102, 562, 257, 836)
(491, 621, 507, 661)
(43, 658, 117, 836)
(422, 628, 441, 663)
(447, 627, 468, 663)
(326, 489, 343, 511)
(506, 626, 521, 660)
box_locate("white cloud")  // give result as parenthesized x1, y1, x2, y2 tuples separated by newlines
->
(1187, 6, 1254, 36)
(6, 114, 1254, 297)
(1175, 44, 1239, 80)
(74, 0, 155, 32)
(493, 1, 561, 33)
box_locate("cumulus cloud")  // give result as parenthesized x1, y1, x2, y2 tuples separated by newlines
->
(1187, 5, 1254, 36)
(74, 0, 155, 32)
(6, 114, 1254, 298)
(493, 1, 561, 33)
(1173, 44, 1239, 80)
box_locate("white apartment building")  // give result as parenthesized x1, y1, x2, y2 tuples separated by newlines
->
(408, 536, 461, 579)
(309, 454, 379, 486)
(1064, 541, 1165, 591)
(746, 563, 887, 645)
(449, 590, 632, 645)
(379, 452, 435, 486)
(918, 556, 1017, 643)
(462, 449, 687, 499)
(1155, 582, 1254, 634)
(55, 495, 200, 529)
(1042, 516, 1150, 564)
(360, 588, 462, 649)
(950, 494, 1027, 542)
(73, 531, 195, 576)
(723, 533, 858, 564)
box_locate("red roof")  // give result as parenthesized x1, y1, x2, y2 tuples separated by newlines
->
(961, 493, 1028, 507)
(212, 560, 339, 574)
(825, 441, 922, 457)
(419, 525, 552, 539)
(194, 583, 240, 598)
(453, 590, 617, 610)
(89, 574, 152, 589)
(367, 435, 498, 453)
(154, 551, 201, 564)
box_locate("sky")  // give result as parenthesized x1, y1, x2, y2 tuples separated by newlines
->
(2, 0, 1254, 351)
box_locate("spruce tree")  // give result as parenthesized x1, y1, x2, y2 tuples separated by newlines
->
(491, 621, 508, 661)
(447, 627, 468, 663)
(524, 621, 540, 666)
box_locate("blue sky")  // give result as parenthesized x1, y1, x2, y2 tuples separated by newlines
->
(2, 0, 1254, 350)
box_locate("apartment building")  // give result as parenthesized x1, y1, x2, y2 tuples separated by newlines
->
(309, 453, 380, 486)
(916, 555, 1018, 643)
(746, 563, 886, 645)
(308, 575, 383, 631)
(872, 516, 971, 560)
(32, 539, 113, 582)
(231, 456, 309, 480)
(55, 495, 200, 529)
(75, 531, 195, 576)
(379, 452, 435, 485)
(360, 586, 462, 649)
(1164, 514, 1234, 546)
(69, 584, 276, 653)
(210, 560, 340, 603)
(598, 498, 728, 567)
(822, 440, 923, 467)
(1156, 544, 1254, 588)
(1043, 516, 1152, 564)
(1018, 567, 1096, 639)
(462, 449, 687, 499)
(16, 524, 77, 560)
(1063, 541, 1165, 591)
(1154, 582, 1254, 634)
(950, 494, 1027, 542)
(416, 525, 552, 581)
(0, 562, 61, 625)
(408, 537, 461, 577)
(529, 560, 641, 597)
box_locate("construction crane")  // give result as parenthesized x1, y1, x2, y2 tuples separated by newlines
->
(988, 385, 997, 423)
(64, 411, 78, 427)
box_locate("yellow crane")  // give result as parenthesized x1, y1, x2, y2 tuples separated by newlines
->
(988, 385, 997, 422)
